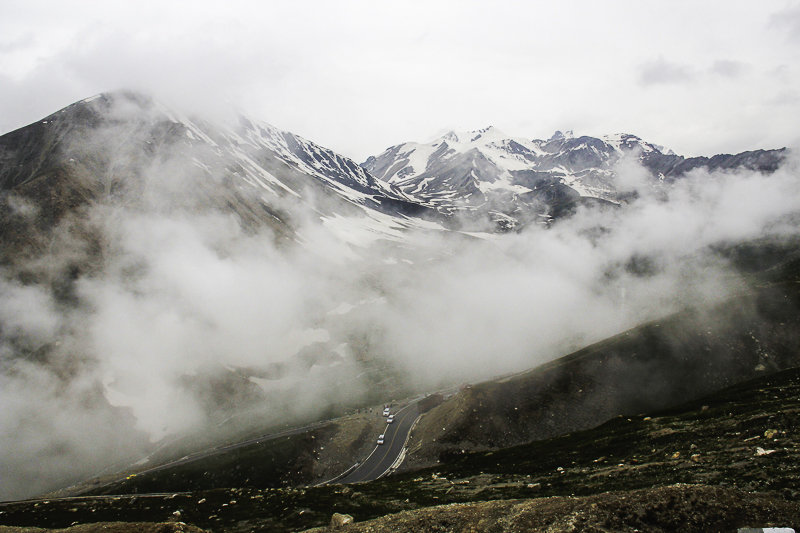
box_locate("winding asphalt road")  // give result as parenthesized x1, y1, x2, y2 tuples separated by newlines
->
(336, 400, 421, 484)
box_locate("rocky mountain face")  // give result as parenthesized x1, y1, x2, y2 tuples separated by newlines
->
(0, 91, 445, 412)
(0, 91, 439, 279)
(363, 127, 786, 229)
(2, 93, 787, 260)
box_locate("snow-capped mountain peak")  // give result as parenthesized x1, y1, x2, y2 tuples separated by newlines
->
(362, 126, 785, 224)
(364, 126, 547, 191)
(362, 126, 619, 208)
(440, 125, 507, 145)
(601, 132, 669, 155)
(548, 129, 574, 141)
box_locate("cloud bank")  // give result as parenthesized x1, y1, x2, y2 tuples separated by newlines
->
(1, 103, 799, 500)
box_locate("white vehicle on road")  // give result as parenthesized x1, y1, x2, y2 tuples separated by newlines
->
(387, 415, 395, 423)
(382, 407, 391, 416)
(377, 434, 385, 445)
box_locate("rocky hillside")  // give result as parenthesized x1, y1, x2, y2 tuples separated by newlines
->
(402, 273, 800, 470)
(3, 364, 799, 532)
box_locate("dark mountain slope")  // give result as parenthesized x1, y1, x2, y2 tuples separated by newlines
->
(402, 249, 800, 469)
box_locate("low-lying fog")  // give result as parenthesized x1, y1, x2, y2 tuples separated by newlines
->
(1, 108, 798, 500)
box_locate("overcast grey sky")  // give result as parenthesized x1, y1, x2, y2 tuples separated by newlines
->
(1, 0, 799, 160)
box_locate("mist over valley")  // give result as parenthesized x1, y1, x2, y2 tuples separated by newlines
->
(0, 90, 798, 514)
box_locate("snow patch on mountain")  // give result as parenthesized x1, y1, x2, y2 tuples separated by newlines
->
(362, 126, 679, 210)
(76, 93, 450, 245)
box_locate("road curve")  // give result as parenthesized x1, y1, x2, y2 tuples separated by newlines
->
(336, 401, 420, 484)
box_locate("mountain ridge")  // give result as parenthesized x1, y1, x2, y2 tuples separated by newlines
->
(362, 126, 787, 226)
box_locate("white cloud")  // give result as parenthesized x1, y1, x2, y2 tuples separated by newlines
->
(769, 4, 800, 43)
(1, 95, 800, 499)
(709, 59, 748, 78)
(0, 1, 798, 159)
(638, 57, 697, 86)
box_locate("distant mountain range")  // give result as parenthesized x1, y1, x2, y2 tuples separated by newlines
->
(363, 126, 785, 229)
(1, 91, 787, 250)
